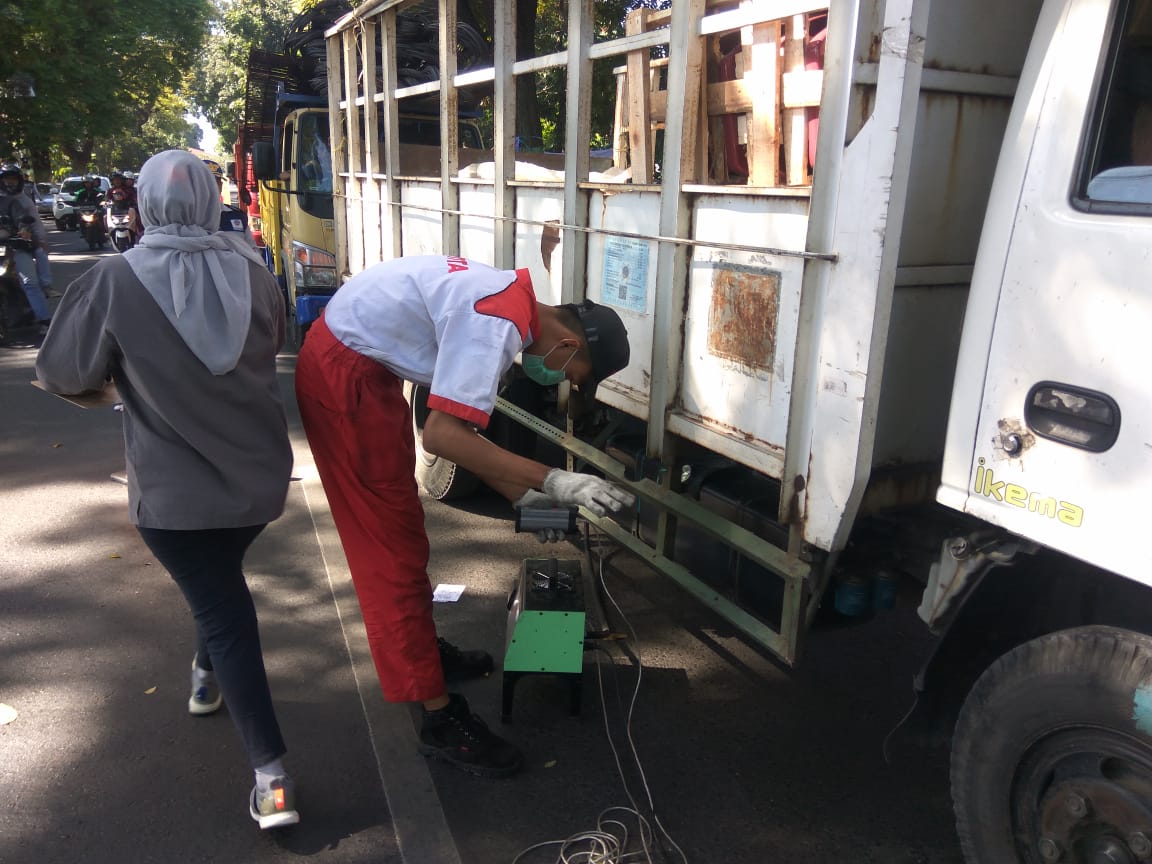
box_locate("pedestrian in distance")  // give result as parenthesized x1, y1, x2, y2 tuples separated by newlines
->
(35, 149, 300, 830)
(294, 254, 635, 779)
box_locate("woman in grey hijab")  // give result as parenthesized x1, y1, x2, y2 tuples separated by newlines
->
(36, 149, 299, 830)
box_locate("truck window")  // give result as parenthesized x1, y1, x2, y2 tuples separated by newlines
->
(297, 113, 332, 193)
(282, 121, 294, 177)
(1081, 0, 1152, 208)
(296, 112, 334, 218)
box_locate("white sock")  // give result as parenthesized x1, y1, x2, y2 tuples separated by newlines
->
(255, 758, 286, 792)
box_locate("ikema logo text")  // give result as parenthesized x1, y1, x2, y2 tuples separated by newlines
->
(973, 458, 1084, 528)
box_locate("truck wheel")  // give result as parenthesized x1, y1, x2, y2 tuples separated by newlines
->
(952, 626, 1152, 864)
(54, 219, 65, 232)
(407, 382, 480, 500)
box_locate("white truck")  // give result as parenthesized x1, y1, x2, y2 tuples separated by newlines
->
(324, 1, 1152, 860)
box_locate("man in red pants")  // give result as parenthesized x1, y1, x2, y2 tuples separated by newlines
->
(295, 254, 634, 778)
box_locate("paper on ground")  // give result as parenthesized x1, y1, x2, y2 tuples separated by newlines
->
(433, 584, 466, 602)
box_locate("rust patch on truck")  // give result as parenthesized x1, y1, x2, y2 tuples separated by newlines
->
(707, 265, 780, 370)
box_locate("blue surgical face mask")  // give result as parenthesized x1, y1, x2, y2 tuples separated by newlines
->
(523, 343, 575, 386)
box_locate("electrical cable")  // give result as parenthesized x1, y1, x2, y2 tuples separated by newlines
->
(510, 525, 687, 864)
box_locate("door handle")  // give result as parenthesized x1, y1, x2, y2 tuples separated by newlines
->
(1024, 382, 1120, 453)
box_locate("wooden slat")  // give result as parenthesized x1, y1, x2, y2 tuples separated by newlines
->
(741, 5, 779, 187)
(561, 0, 594, 305)
(378, 8, 401, 260)
(783, 15, 808, 185)
(626, 8, 653, 185)
(782, 68, 823, 108)
(626, 58, 822, 115)
(612, 70, 628, 170)
(438, 0, 459, 256)
(360, 19, 383, 266)
(342, 28, 364, 272)
(325, 26, 349, 278)
(492, 0, 515, 267)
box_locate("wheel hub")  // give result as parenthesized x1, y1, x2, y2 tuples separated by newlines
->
(1017, 730, 1152, 863)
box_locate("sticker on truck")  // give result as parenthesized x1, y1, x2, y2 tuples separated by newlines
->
(973, 457, 1084, 527)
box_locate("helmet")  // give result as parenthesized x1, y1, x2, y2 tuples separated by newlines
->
(201, 158, 224, 181)
(0, 163, 23, 194)
(84, 173, 98, 183)
(122, 171, 136, 182)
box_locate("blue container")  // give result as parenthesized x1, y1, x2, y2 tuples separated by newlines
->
(872, 570, 900, 611)
(834, 575, 872, 617)
(296, 294, 332, 326)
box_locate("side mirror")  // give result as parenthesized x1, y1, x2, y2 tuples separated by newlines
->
(252, 143, 276, 181)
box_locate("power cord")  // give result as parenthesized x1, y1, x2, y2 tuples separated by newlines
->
(511, 527, 688, 864)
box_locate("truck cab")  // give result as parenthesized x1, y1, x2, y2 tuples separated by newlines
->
(253, 91, 484, 337)
(253, 97, 338, 338)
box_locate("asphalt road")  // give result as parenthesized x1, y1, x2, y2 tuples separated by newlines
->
(1, 226, 966, 864)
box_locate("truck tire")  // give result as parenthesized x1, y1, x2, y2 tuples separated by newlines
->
(951, 626, 1152, 864)
(406, 382, 481, 500)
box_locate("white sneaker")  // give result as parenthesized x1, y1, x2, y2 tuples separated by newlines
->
(249, 777, 300, 829)
(188, 658, 222, 715)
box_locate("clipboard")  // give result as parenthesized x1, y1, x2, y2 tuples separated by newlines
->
(31, 380, 120, 409)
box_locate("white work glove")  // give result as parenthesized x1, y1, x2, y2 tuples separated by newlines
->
(542, 468, 635, 518)
(513, 489, 567, 543)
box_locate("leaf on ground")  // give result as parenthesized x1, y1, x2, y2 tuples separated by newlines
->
(0, 704, 17, 725)
(144, 686, 157, 695)
(108, 553, 121, 559)
(544, 760, 557, 768)
(52, 443, 62, 448)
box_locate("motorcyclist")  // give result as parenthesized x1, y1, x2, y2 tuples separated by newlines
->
(0, 163, 53, 332)
(122, 171, 142, 238)
(74, 174, 104, 205)
(201, 158, 255, 245)
(106, 171, 136, 213)
(74, 174, 107, 247)
(18, 169, 54, 293)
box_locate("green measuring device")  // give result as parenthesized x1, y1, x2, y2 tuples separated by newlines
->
(502, 556, 586, 719)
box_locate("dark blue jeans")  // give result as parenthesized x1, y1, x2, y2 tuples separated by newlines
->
(137, 524, 286, 769)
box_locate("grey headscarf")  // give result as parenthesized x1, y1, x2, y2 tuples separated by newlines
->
(122, 150, 266, 375)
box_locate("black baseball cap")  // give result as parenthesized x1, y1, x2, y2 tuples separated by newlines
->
(563, 299, 630, 402)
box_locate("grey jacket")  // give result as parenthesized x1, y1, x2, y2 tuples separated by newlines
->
(0, 190, 47, 247)
(35, 255, 292, 529)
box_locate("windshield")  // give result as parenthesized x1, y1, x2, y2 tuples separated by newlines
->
(60, 180, 84, 195)
(296, 112, 334, 218)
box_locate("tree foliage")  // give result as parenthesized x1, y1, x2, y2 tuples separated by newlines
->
(0, 0, 211, 178)
(186, 0, 301, 153)
(516, 1, 670, 152)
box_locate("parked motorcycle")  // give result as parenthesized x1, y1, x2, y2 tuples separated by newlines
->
(76, 202, 107, 250)
(0, 214, 38, 343)
(105, 191, 135, 252)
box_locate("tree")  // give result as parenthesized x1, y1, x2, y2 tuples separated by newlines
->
(94, 91, 202, 171)
(0, 0, 211, 178)
(185, 0, 301, 154)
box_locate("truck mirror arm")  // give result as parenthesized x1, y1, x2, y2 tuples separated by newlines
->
(260, 180, 333, 201)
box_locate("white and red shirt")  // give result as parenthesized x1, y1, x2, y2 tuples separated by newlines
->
(323, 255, 539, 429)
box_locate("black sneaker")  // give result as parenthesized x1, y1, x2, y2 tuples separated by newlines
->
(438, 637, 494, 682)
(419, 693, 523, 778)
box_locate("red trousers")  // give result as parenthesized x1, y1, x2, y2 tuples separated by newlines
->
(295, 314, 444, 702)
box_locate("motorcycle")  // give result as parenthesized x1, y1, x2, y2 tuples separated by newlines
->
(0, 214, 38, 343)
(105, 191, 135, 253)
(76, 201, 107, 250)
